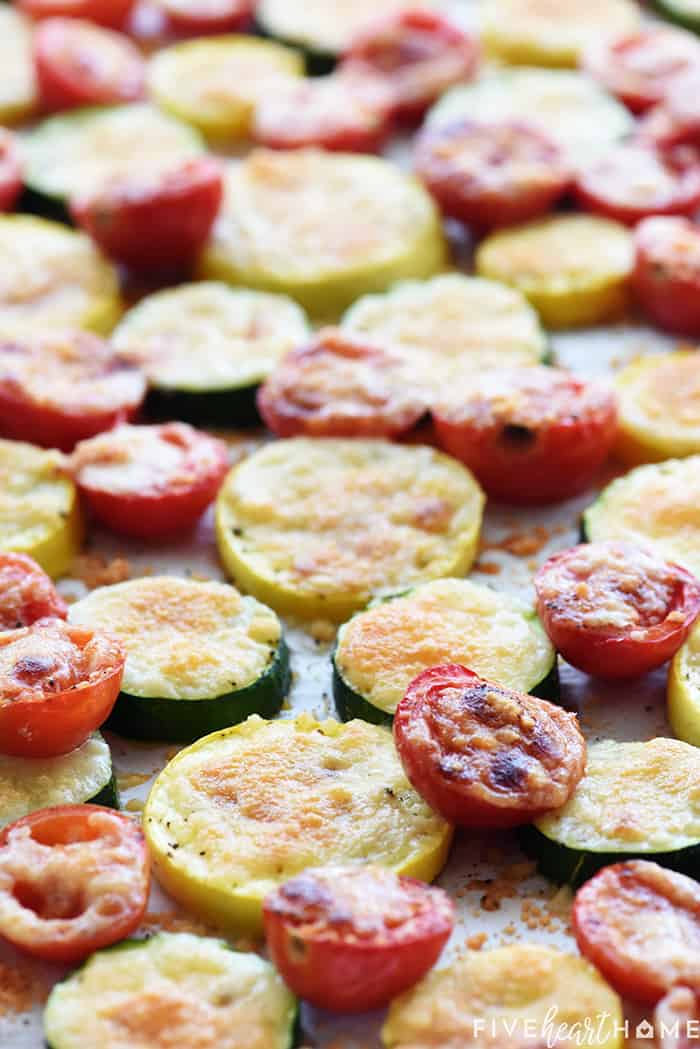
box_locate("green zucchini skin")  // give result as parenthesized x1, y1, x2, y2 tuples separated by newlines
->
(651, 0, 700, 33)
(144, 382, 261, 428)
(87, 772, 120, 810)
(579, 515, 591, 543)
(106, 638, 291, 743)
(17, 187, 70, 225)
(253, 16, 335, 73)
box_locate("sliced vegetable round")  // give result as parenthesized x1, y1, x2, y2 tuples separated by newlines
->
(668, 617, 700, 747)
(0, 330, 145, 452)
(415, 119, 570, 231)
(476, 214, 634, 329)
(0, 805, 149, 964)
(69, 576, 290, 742)
(71, 423, 229, 539)
(257, 328, 425, 439)
(633, 216, 700, 337)
(433, 366, 617, 504)
(333, 578, 557, 724)
(144, 714, 452, 936)
(198, 149, 447, 320)
(0, 132, 22, 214)
(614, 351, 700, 465)
(382, 944, 624, 1049)
(0, 7, 37, 126)
(0, 553, 67, 631)
(216, 438, 484, 621)
(19, 0, 135, 28)
(653, 0, 700, 35)
(522, 738, 700, 885)
(264, 865, 454, 1013)
(161, 0, 254, 33)
(44, 932, 297, 1049)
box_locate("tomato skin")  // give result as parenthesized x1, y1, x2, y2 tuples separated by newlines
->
(0, 806, 150, 964)
(160, 0, 253, 34)
(69, 157, 224, 273)
(433, 367, 617, 505)
(0, 132, 22, 214)
(19, 0, 135, 28)
(633, 216, 700, 337)
(573, 861, 700, 1005)
(263, 865, 455, 1013)
(415, 119, 570, 231)
(0, 553, 67, 632)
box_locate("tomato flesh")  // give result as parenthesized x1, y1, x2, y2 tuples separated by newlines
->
(0, 132, 22, 214)
(19, 0, 135, 28)
(263, 864, 454, 1013)
(0, 806, 149, 964)
(573, 861, 700, 1005)
(0, 553, 67, 632)
(393, 664, 586, 829)
(633, 216, 700, 337)
(160, 0, 253, 33)
(433, 366, 617, 505)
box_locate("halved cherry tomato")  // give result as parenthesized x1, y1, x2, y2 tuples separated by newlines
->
(575, 144, 700, 226)
(160, 0, 253, 34)
(0, 131, 22, 214)
(535, 542, 700, 680)
(0, 330, 146, 452)
(257, 328, 426, 439)
(0, 553, 67, 632)
(19, 0, 135, 28)
(638, 70, 700, 150)
(0, 620, 124, 758)
(432, 366, 617, 505)
(253, 71, 394, 154)
(341, 10, 479, 123)
(656, 987, 700, 1049)
(70, 422, 229, 539)
(633, 216, 700, 337)
(263, 864, 455, 1013)
(69, 157, 223, 274)
(573, 861, 700, 1005)
(415, 119, 570, 231)
(34, 18, 144, 113)
(583, 27, 700, 115)
(393, 664, 586, 828)
(0, 806, 149, 964)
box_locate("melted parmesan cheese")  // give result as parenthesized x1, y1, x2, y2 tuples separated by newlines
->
(0, 439, 76, 556)
(535, 738, 700, 852)
(69, 577, 281, 701)
(336, 579, 554, 714)
(257, 0, 437, 54)
(669, 619, 700, 747)
(0, 7, 36, 124)
(616, 352, 700, 462)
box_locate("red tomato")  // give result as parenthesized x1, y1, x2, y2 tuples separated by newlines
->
(70, 422, 229, 538)
(415, 119, 570, 231)
(34, 18, 144, 113)
(263, 865, 455, 1012)
(583, 27, 700, 114)
(638, 69, 700, 150)
(69, 156, 223, 273)
(0, 330, 146, 452)
(432, 366, 617, 505)
(341, 10, 479, 123)
(535, 542, 700, 680)
(393, 664, 586, 828)
(253, 71, 394, 154)
(656, 988, 700, 1049)
(0, 553, 67, 632)
(633, 216, 700, 336)
(575, 144, 700, 226)
(160, 0, 253, 34)
(19, 0, 135, 28)
(0, 620, 124, 758)
(0, 806, 150, 964)
(257, 328, 426, 439)
(0, 131, 22, 214)
(573, 861, 700, 1005)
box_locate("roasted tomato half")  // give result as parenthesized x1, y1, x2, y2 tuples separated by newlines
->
(70, 156, 223, 273)
(638, 69, 700, 149)
(0, 619, 125, 758)
(573, 861, 700, 1005)
(70, 422, 229, 539)
(341, 9, 479, 123)
(633, 216, 700, 337)
(18, 0, 135, 28)
(433, 366, 617, 505)
(160, 0, 254, 34)
(264, 864, 455, 1013)
(394, 664, 586, 828)
(0, 131, 22, 214)
(0, 330, 146, 452)
(0, 553, 67, 632)
(535, 541, 700, 680)
(0, 806, 149, 964)
(257, 328, 426, 439)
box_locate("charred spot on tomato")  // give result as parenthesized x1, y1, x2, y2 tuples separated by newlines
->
(490, 750, 528, 790)
(501, 423, 537, 448)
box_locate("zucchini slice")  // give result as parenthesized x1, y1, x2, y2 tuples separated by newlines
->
(44, 932, 298, 1049)
(668, 619, 700, 747)
(476, 215, 634, 330)
(68, 576, 289, 743)
(0, 216, 122, 336)
(198, 149, 447, 320)
(0, 7, 37, 125)
(0, 438, 82, 578)
(112, 282, 310, 426)
(333, 578, 558, 725)
(614, 351, 700, 465)
(480, 0, 641, 69)
(216, 438, 485, 622)
(521, 738, 700, 885)
(427, 70, 633, 170)
(148, 36, 304, 141)
(382, 944, 623, 1049)
(582, 456, 700, 579)
(144, 714, 453, 935)
(653, 0, 700, 33)
(24, 104, 204, 204)
(0, 733, 117, 828)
